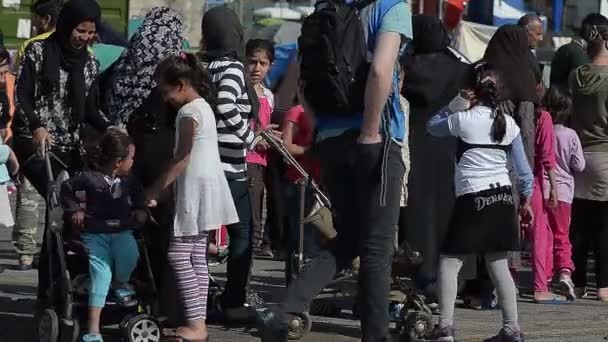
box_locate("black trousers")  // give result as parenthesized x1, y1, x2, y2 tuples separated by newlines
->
(247, 163, 271, 250)
(221, 180, 254, 308)
(280, 131, 404, 342)
(571, 198, 608, 289)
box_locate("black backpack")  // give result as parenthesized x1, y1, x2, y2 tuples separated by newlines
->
(299, 0, 376, 116)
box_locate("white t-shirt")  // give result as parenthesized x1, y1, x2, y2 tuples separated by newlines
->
(447, 105, 520, 197)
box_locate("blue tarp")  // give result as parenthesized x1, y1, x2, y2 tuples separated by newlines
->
(264, 42, 298, 89)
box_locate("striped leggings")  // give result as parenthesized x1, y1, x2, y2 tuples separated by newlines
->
(168, 232, 209, 321)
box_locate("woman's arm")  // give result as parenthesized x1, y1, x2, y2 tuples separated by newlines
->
(216, 63, 254, 146)
(15, 46, 42, 131)
(147, 117, 196, 201)
(536, 112, 558, 206)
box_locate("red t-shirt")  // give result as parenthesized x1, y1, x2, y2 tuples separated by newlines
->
(283, 105, 321, 183)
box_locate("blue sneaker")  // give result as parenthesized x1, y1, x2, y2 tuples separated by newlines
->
(81, 333, 104, 342)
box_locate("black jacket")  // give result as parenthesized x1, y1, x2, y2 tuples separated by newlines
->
(61, 171, 145, 233)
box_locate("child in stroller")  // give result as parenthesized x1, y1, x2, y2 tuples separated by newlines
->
(60, 130, 150, 342)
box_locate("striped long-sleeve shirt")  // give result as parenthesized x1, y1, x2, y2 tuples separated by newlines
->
(207, 57, 255, 181)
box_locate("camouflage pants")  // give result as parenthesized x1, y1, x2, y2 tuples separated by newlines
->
(11, 175, 43, 256)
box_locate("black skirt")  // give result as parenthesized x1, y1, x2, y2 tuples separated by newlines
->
(442, 186, 519, 254)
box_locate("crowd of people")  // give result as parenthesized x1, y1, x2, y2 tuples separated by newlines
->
(0, 0, 608, 342)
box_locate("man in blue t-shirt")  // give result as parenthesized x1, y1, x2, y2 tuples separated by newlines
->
(258, 1, 412, 341)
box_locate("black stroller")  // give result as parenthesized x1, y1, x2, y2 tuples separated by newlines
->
(253, 129, 435, 341)
(36, 150, 162, 342)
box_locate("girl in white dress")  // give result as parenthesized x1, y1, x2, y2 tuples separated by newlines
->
(146, 52, 238, 342)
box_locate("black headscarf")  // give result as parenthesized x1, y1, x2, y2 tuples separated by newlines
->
(42, 0, 101, 124)
(201, 6, 244, 61)
(201, 6, 260, 120)
(483, 24, 538, 103)
(412, 15, 450, 54)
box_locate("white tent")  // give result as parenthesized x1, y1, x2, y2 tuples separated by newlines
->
(253, 5, 303, 20)
(451, 20, 498, 63)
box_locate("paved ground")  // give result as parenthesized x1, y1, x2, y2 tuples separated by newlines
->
(1, 198, 608, 341)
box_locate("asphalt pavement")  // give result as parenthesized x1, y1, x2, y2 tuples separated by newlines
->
(1, 196, 608, 342)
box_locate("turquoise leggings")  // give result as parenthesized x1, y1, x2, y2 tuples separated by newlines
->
(81, 231, 139, 308)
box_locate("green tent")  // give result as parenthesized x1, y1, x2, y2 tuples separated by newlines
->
(92, 43, 125, 72)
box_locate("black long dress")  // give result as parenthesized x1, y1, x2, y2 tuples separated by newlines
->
(402, 50, 469, 284)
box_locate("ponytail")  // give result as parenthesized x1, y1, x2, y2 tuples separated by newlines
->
(491, 108, 507, 143)
(474, 63, 506, 142)
(156, 52, 217, 105)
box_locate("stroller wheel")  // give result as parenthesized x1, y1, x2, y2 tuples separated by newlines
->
(287, 312, 312, 340)
(38, 309, 59, 342)
(123, 314, 161, 342)
(402, 311, 433, 341)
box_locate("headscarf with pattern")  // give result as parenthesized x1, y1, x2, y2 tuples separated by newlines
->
(107, 7, 184, 126)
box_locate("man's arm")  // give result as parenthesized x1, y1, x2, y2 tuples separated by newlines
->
(359, 32, 402, 144)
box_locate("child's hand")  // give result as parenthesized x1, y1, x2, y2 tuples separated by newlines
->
(519, 198, 534, 228)
(71, 211, 85, 229)
(132, 209, 149, 225)
(549, 187, 559, 209)
(145, 199, 158, 208)
(144, 188, 159, 208)
(460, 89, 476, 102)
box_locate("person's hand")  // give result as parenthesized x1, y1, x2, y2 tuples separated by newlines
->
(357, 132, 382, 145)
(460, 89, 476, 102)
(132, 209, 149, 225)
(255, 139, 270, 151)
(519, 198, 534, 229)
(71, 211, 85, 229)
(549, 186, 559, 209)
(145, 188, 159, 208)
(32, 127, 51, 156)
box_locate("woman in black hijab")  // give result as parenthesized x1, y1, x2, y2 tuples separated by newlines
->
(484, 24, 539, 166)
(199, 6, 261, 321)
(402, 15, 469, 292)
(12, 0, 103, 303)
(14, 0, 103, 194)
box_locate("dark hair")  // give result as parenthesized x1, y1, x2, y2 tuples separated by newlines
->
(543, 86, 572, 126)
(586, 24, 608, 58)
(473, 63, 506, 142)
(246, 39, 275, 63)
(31, 0, 62, 27)
(0, 45, 10, 66)
(92, 129, 133, 170)
(156, 53, 217, 104)
(581, 13, 608, 41)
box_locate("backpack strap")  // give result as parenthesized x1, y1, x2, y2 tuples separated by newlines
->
(353, 0, 376, 10)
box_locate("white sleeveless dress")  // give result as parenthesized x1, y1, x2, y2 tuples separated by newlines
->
(173, 98, 239, 237)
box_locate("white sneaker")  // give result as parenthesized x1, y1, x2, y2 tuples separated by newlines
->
(559, 273, 576, 301)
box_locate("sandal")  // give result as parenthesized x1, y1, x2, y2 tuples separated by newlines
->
(161, 328, 208, 342)
(534, 295, 570, 304)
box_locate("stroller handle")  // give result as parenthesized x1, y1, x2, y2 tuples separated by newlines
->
(255, 129, 331, 208)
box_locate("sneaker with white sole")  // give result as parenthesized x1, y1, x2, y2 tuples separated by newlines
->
(424, 325, 455, 342)
(559, 273, 576, 301)
(483, 329, 525, 342)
